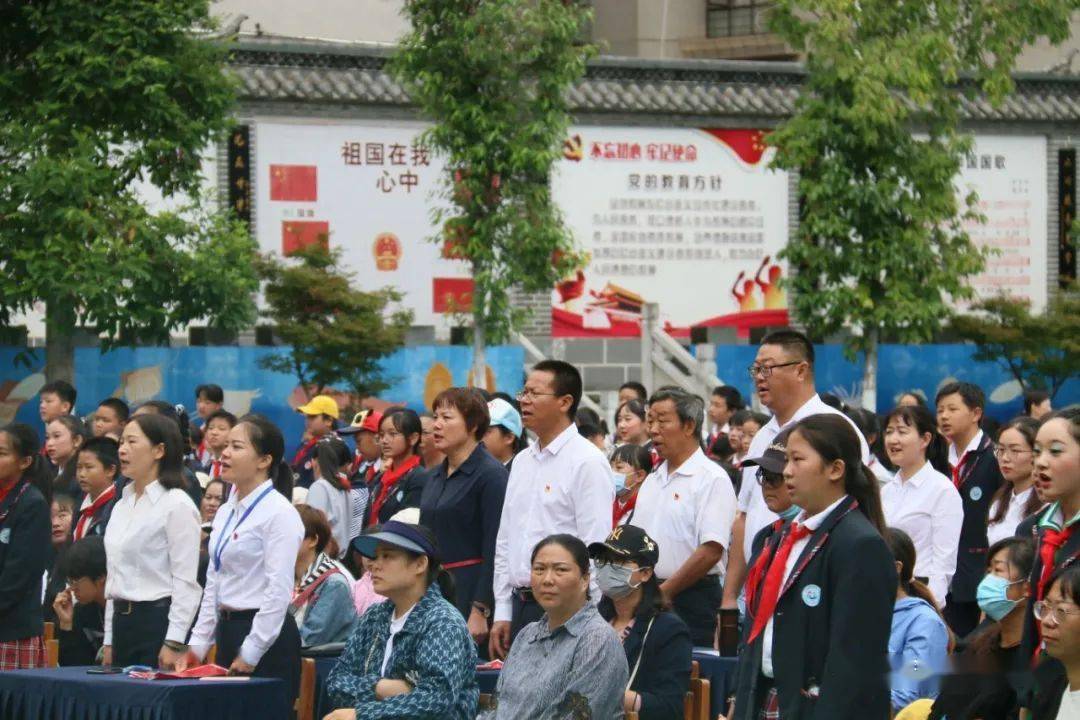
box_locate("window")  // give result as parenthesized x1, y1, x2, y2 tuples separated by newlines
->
(706, 0, 773, 38)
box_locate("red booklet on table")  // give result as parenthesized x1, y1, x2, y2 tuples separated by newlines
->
(128, 664, 230, 680)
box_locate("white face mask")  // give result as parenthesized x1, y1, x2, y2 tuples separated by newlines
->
(596, 562, 647, 600)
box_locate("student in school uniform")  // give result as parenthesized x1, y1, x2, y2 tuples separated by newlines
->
(192, 384, 224, 467)
(481, 398, 525, 473)
(71, 437, 120, 541)
(304, 435, 355, 558)
(705, 386, 744, 461)
(338, 409, 382, 544)
(880, 405, 963, 606)
(183, 415, 305, 705)
(200, 410, 237, 481)
(102, 413, 201, 669)
(92, 398, 130, 440)
(52, 536, 108, 666)
(39, 381, 76, 429)
(0, 424, 52, 670)
(986, 417, 1042, 546)
(45, 415, 88, 500)
(291, 395, 340, 489)
(732, 414, 896, 720)
(936, 381, 1005, 637)
(366, 409, 428, 526)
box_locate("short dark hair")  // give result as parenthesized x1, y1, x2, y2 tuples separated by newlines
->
(78, 437, 120, 477)
(1023, 389, 1050, 415)
(610, 443, 654, 474)
(618, 381, 648, 402)
(532, 360, 583, 418)
(760, 329, 815, 367)
(935, 381, 986, 411)
(205, 409, 238, 428)
(432, 387, 490, 441)
(65, 536, 107, 581)
(711, 386, 744, 411)
(195, 384, 224, 404)
(97, 398, 130, 424)
(297, 504, 332, 554)
(41, 380, 77, 408)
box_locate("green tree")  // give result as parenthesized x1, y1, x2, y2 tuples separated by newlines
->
(768, 0, 1076, 409)
(391, 0, 593, 380)
(258, 244, 413, 401)
(950, 287, 1080, 399)
(0, 0, 258, 382)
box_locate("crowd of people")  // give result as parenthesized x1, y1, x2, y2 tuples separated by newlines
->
(0, 333, 1077, 720)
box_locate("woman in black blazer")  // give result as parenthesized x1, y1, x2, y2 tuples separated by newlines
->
(733, 414, 897, 720)
(590, 524, 693, 720)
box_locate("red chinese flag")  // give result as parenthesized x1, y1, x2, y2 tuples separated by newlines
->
(432, 278, 474, 313)
(701, 129, 768, 165)
(281, 221, 329, 256)
(269, 164, 318, 202)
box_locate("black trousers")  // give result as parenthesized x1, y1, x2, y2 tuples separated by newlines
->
(216, 609, 301, 707)
(669, 575, 722, 647)
(509, 589, 545, 644)
(112, 598, 171, 668)
(943, 596, 982, 639)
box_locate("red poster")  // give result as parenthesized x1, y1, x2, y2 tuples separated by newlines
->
(432, 278, 474, 313)
(700, 129, 768, 165)
(269, 164, 318, 202)
(281, 221, 329, 255)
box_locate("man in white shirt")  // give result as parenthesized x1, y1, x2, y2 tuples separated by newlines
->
(489, 360, 614, 659)
(628, 388, 737, 646)
(721, 329, 870, 612)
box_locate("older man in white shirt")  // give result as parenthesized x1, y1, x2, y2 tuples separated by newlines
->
(489, 360, 614, 659)
(722, 330, 871, 612)
(627, 388, 737, 646)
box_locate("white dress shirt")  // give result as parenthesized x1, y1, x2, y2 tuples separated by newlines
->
(762, 494, 849, 678)
(493, 422, 615, 622)
(986, 485, 1036, 547)
(189, 480, 304, 666)
(881, 462, 963, 603)
(627, 447, 737, 580)
(103, 480, 202, 645)
(948, 430, 985, 470)
(738, 395, 870, 564)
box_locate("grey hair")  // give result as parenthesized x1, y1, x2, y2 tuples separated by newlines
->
(648, 388, 705, 439)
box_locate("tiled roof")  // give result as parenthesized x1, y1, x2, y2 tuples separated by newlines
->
(229, 37, 1080, 123)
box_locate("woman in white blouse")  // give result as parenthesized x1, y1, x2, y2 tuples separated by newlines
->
(182, 415, 304, 703)
(986, 417, 1042, 546)
(103, 414, 201, 669)
(880, 404, 964, 607)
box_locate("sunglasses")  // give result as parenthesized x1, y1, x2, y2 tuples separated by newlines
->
(755, 467, 786, 487)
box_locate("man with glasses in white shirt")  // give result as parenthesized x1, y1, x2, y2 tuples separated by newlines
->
(489, 360, 614, 660)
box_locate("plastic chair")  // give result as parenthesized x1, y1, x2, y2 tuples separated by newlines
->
(295, 657, 316, 720)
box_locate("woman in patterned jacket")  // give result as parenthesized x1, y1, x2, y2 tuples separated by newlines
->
(323, 520, 478, 720)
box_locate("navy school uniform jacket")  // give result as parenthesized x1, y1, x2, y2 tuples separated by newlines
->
(733, 496, 897, 720)
(0, 480, 51, 642)
(365, 465, 429, 526)
(1018, 504, 1080, 674)
(950, 433, 1004, 603)
(622, 609, 693, 720)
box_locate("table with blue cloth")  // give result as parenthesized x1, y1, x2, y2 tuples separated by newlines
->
(0, 666, 288, 720)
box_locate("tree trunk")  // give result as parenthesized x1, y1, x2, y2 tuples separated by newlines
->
(861, 329, 878, 411)
(471, 309, 487, 391)
(45, 299, 76, 384)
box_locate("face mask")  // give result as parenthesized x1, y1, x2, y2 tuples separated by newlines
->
(596, 562, 645, 600)
(610, 468, 630, 493)
(976, 574, 1023, 621)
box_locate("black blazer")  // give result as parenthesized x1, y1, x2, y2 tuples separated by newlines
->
(733, 496, 897, 720)
(367, 464, 428, 526)
(623, 610, 693, 720)
(0, 480, 50, 642)
(1018, 505, 1080, 667)
(951, 433, 1004, 602)
(58, 601, 105, 666)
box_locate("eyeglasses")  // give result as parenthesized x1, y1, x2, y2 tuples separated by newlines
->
(1033, 600, 1080, 624)
(516, 390, 558, 402)
(755, 467, 786, 487)
(993, 445, 1033, 459)
(748, 361, 801, 379)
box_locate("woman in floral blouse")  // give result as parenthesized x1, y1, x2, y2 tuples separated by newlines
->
(323, 521, 478, 720)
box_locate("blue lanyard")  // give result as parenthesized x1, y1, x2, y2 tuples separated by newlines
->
(213, 485, 275, 572)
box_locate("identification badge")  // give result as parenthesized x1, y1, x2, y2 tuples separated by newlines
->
(801, 584, 822, 607)
(0, 528, 9, 544)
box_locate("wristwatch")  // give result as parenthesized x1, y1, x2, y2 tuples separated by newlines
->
(163, 640, 188, 653)
(471, 602, 491, 619)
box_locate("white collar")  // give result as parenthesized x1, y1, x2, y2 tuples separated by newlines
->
(763, 393, 826, 433)
(949, 430, 984, 465)
(795, 494, 849, 532)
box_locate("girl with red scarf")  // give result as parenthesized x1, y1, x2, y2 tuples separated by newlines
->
(610, 443, 652, 526)
(365, 409, 427, 526)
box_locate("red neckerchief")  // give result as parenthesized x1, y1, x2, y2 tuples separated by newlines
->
(0, 476, 19, 505)
(74, 484, 117, 541)
(613, 491, 638, 526)
(747, 522, 813, 643)
(334, 472, 351, 492)
(291, 437, 319, 468)
(744, 518, 787, 614)
(951, 451, 972, 489)
(1037, 525, 1075, 600)
(210, 459, 222, 480)
(368, 455, 421, 524)
(0, 479, 30, 525)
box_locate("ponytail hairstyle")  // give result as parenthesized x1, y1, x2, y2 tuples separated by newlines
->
(381, 408, 423, 456)
(127, 414, 186, 491)
(315, 436, 353, 489)
(48, 415, 89, 495)
(988, 417, 1042, 525)
(237, 414, 294, 499)
(882, 404, 950, 476)
(790, 414, 887, 534)
(884, 527, 944, 614)
(0, 423, 53, 503)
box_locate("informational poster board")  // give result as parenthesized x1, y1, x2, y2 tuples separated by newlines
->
(550, 127, 790, 337)
(958, 135, 1048, 311)
(254, 120, 471, 329)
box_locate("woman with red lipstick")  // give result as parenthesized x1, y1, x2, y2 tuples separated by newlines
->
(987, 417, 1043, 546)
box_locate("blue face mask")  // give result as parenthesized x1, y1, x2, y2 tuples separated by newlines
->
(976, 574, 1024, 621)
(610, 468, 630, 493)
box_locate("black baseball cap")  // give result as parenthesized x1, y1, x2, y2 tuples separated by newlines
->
(741, 427, 792, 475)
(588, 524, 659, 567)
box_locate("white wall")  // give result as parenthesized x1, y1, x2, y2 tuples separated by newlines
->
(212, 0, 409, 44)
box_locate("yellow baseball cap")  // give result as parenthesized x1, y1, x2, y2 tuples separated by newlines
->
(295, 394, 340, 419)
